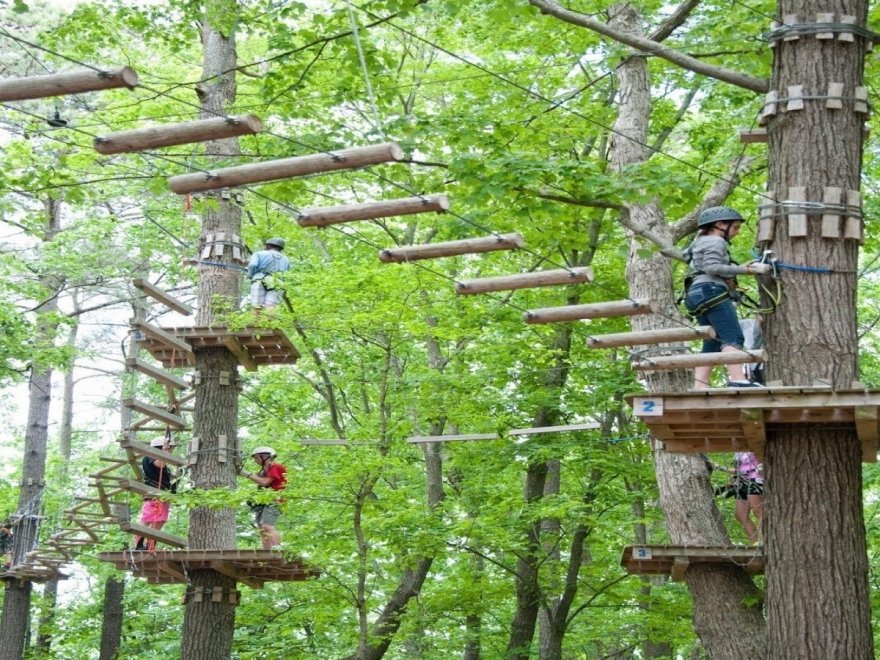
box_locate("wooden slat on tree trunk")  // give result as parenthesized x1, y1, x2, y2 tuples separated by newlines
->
(168, 142, 405, 194)
(455, 267, 594, 295)
(297, 194, 450, 227)
(95, 115, 262, 154)
(0, 67, 139, 102)
(379, 233, 525, 263)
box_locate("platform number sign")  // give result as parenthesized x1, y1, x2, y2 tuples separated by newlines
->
(633, 397, 663, 416)
(633, 547, 653, 560)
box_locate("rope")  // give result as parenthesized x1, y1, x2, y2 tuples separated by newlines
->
(346, 0, 384, 138)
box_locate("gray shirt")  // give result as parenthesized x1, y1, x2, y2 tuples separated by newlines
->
(686, 235, 749, 287)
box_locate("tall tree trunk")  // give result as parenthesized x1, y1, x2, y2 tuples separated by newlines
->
(0, 197, 62, 660)
(181, 4, 242, 658)
(606, 5, 767, 657)
(764, 1, 872, 656)
(98, 577, 125, 660)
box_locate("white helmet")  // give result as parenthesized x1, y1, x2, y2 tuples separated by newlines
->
(251, 446, 276, 458)
(150, 437, 168, 448)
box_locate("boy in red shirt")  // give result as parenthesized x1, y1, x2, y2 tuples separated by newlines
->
(239, 446, 286, 550)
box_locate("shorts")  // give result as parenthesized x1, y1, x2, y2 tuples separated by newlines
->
(253, 503, 281, 527)
(734, 479, 764, 500)
(685, 283, 744, 353)
(140, 499, 170, 524)
(250, 280, 283, 308)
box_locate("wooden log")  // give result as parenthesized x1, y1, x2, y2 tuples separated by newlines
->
(122, 398, 186, 429)
(297, 194, 450, 227)
(587, 325, 716, 349)
(455, 267, 594, 295)
(379, 233, 524, 263)
(408, 433, 499, 444)
(524, 299, 655, 324)
(131, 278, 193, 315)
(95, 114, 262, 155)
(125, 358, 188, 390)
(168, 142, 404, 194)
(120, 521, 186, 548)
(508, 423, 600, 435)
(0, 66, 138, 103)
(631, 349, 767, 372)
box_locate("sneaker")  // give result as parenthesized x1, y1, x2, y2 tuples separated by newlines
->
(726, 380, 764, 388)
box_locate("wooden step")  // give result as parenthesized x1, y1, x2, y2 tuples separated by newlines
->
(631, 349, 766, 372)
(122, 398, 187, 429)
(524, 299, 656, 324)
(131, 279, 193, 315)
(297, 194, 450, 227)
(120, 521, 186, 548)
(455, 267, 593, 295)
(125, 357, 189, 390)
(119, 437, 186, 466)
(587, 325, 715, 349)
(130, 320, 194, 361)
(379, 233, 524, 263)
(111, 478, 169, 499)
(97, 115, 262, 156)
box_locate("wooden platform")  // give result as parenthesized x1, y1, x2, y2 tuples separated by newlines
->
(138, 326, 300, 370)
(0, 564, 67, 583)
(98, 549, 319, 588)
(621, 545, 764, 580)
(626, 387, 880, 461)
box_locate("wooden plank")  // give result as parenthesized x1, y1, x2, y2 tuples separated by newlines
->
(299, 439, 356, 446)
(210, 560, 263, 589)
(112, 478, 168, 498)
(508, 423, 600, 435)
(125, 357, 189, 390)
(455, 267, 594, 295)
(96, 115, 262, 155)
(854, 406, 878, 463)
(787, 186, 808, 237)
(156, 561, 187, 583)
(525, 299, 656, 324)
(119, 437, 186, 466)
(120, 522, 186, 548)
(0, 66, 139, 102)
(631, 349, 766, 372)
(297, 194, 450, 227)
(821, 186, 842, 238)
(379, 233, 524, 263)
(407, 433, 499, 444)
(739, 129, 767, 144)
(169, 142, 405, 194)
(122, 398, 186, 429)
(587, 325, 714, 349)
(131, 320, 194, 359)
(132, 279, 193, 315)
(221, 336, 258, 372)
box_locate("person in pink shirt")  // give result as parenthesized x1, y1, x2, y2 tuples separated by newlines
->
(731, 451, 764, 543)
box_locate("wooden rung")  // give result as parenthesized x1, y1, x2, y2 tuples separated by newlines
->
(131, 320, 194, 359)
(508, 423, 600, 435)
(587, 325, 715, 349)
(131, 279, 193, 315)
(119, 437, 186, 466)
(125, 358, 189, 390)
(168, 142, 404, 194)
(122, 398, 186, 429)
(299, 439, 364, 446)
(297, 194, 450, 227)
(455, 267, 593, 295)
(379, 233, 524, 263)
(525, 299, 655, 324)
(120, 521, 186, 548)
(112, 479, 168, 499)
(95, 115, 262, 155)
(631, 349, 767, 372)
(0, 66, 139, 103)
(408, 433, 499, 444)
(739, 129, 768, 143)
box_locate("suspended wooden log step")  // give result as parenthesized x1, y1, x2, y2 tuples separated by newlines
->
(106, 478, 168, 499)
(98, 549, 320, 586)
(379, 233, 525, 263)
(621, 545, 764, 581)
(509, 422, 599, 435)
(168, 142, 404, 194)
(119, 521, 186, 549)
(408, 423, 600, 443)
(125, 358, 189, 390)
(524, 299, 656, 324)
(137, 326, 300, 369)
(455, 267, 593, 295)
(631, 349, 766, 372)
(119, 437, 186, 466)
(588, 325, 715, 349)
(408, 433, 499, 444)
(0, 66, 139, 103)
(299, 439, 364, 446)
(297, 194, 450, 227)
(122, 398, 186, 429)
(131, 319, 195, 362)
(95, 114, 262, 155)
(131, 278, 193, 315)
(626, 386, 880, 461)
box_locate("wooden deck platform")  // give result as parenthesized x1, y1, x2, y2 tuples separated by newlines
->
(621, 545, 764, 580)
(138, 326, 300, 370)
(98, 549, 319, 587)
(0, 564, 67, 583)
(625, 387, 880, 461)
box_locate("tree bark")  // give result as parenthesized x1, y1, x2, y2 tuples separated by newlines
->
(763, 1, 873, 656)
(98, 577, 125, 660)
(181, 4, 242, 659)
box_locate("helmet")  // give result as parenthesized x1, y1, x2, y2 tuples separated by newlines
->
(264, 237, 285, 249)
(150, 437, 168, 448)
(697, 206, 745, 228)
(251, 446, 276, 458)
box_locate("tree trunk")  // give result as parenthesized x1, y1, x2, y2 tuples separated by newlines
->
(181, 5, 242, 659)
(763, 1, 872, 656)
(607, 5, 767, 657)
(98, 577, 125, 660)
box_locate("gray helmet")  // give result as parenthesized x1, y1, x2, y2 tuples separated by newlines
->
(697, 206, 744, 228)
(265, 237, 285, 249)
